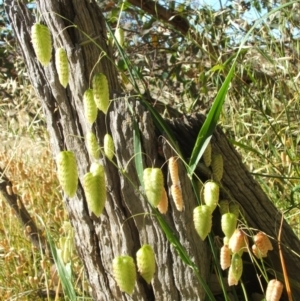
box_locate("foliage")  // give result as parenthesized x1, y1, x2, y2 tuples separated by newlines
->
(1, 0, 300, 300)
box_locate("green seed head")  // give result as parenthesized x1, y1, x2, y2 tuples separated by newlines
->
(104, 133, 115, 160)
(211, 153, 224, 182)
(56, 151, 78, 197)
(193, 205, 212, 240)
(31, 23, 52, 66)
(203, 143, 212, 167)
(83, 171, 106, 217)
(92, 73, 109, 114)
(221, 213, 238, 239)
(86, 132, 100, 160)
(229, 253, 243, 284)
(55, 47, 69, 88)
(203, 181, 219, 213)
(83, 89, 98, 125)
(136, 244, 156, 284)
(143, 168, 164, 207)
(113, 255, 136, 295)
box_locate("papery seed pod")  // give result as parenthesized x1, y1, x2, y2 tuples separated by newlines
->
(157, 188, 168, 214)
(221, 213, 238, 239)
(228, 253, 243, 286)
(203, 181, 219, 213)
(83, 171, 106, 217)
(219, 200, 229, 215)
(143, 168, 164, 207)
(86, 132, 100, 160)
(229, 229, 248, 254)
(220, 244, 231, 270)
(254, 232, 273, 255)
(211, 153, 223, 182)
(136, 244, 156, 284)
(83, 89, 98, 125)
(115, 27, 125, 47)
(31, 23, 52, 66)
(56, 151, 78, 197)
(193, 205, 212, 240)
(171, 184, 183, 211)
(252, 244, 267, 259)
(203, 143, 212, 167)
(229, 202, 240, 217)
(169, 156, 179, 185)
(265, 279, 283, 301)
(55, 47, 69, 87)
(113, 255, 136, 295)
(92, 73, 109, 114)
(104, 133, 115, 160)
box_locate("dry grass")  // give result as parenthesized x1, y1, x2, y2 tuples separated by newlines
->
(0, 133, 89, 300)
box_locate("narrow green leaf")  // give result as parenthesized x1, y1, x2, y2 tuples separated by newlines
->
(133, 118, 144, 188)
(188, 63, 235, 176)
(37, 217, 77, 301)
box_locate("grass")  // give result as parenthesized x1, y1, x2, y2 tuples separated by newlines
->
(1, 1, 300, 300)
(0, 74, 90, 299)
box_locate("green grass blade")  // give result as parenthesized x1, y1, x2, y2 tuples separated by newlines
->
(188, 63, 235, 176)
(133, 118, 144, 188)
(37, 216, 77, 301)
(47, 233, 77, 301)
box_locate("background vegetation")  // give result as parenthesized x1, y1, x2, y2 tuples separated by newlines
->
(0, 0, 300, 300)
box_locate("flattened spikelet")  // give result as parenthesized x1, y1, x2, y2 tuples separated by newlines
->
(90, 163, 106, 202)
(193, 205, 212, 240)
(220, 245, 231, 270)
(136, 245, 156, 284)
(104, 133, 115, 160)
(157, 188, 168, 214)
(169, 156, 179, 185)
(171, 184, 183, 211)
(86, 132, 100, 160)
(56, 151, 78, 197)
(229, 229, 248, 254)
(55, 47, 69, 87)
(228, 253, 243, 286)
(83, 89, 98, 125)
(252, 244, 267, 259)
(265, 279, 283, 301)
(221, 213, 238, 239)
(92, 73, 109, 114)
(113, 256, 136, 295)
(31, 23, 52, 66)
(203, 181, 219, 213)
(211, 153, 223, 182)
(254, 232, 273, 255)
(83, 171, 106, 217)
(143, 168, 164, 207)
(203, 143, 212, 167)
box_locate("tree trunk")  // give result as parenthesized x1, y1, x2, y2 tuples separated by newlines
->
(4, 1, 300, 300)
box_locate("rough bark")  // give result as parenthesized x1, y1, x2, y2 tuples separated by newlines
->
(5, 0, 209, 300)
(4, 1, 300, 301)
(166, 115, 300, 298)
